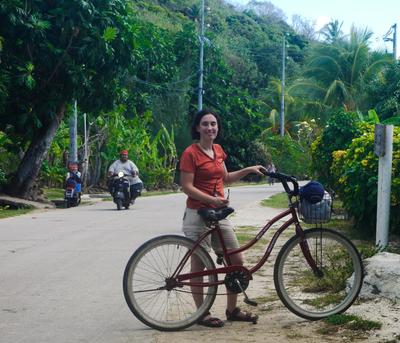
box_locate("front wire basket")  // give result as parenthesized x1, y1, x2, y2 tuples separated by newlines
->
(298, 191, 332, 224)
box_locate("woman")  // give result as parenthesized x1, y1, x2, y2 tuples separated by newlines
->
(180, 109, 266, 327)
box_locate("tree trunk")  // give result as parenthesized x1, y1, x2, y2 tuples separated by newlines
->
(6, 103, 66, 199)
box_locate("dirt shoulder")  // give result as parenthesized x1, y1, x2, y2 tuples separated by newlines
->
(153, 200, 399, 343)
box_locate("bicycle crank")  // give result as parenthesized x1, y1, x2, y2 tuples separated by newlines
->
(224, 270, 258, 306)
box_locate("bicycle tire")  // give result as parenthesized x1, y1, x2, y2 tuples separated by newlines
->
(274, 228, 363, 320)
(123, 235, 218, 331)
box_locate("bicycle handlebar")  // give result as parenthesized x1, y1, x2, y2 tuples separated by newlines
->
(262, 170, 299, 196)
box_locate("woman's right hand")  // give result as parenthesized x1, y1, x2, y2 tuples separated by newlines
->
(211, 196, 229, 208)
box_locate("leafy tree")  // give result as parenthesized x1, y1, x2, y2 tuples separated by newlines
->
(292, 23, 392, 112)
(0, 0, 138, 198)
(331, 125, 400, 236)
(100, 108, 177, 189)
(318, 20, 345, 45)
(366, 60, 400, 122)
(291, 14, 317, 41)
(311, 109, 362, 186)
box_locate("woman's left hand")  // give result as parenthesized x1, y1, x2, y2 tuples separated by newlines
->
(249, 165, 267, 175)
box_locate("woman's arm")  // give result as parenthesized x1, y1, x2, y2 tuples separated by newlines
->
(180, 171, 229, 208)
(223, 164, 266, 184)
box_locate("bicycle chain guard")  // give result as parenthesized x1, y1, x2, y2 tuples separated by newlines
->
(224, 270, 250, 294)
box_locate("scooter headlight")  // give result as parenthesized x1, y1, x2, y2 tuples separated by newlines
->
(118, 171, 124, 177)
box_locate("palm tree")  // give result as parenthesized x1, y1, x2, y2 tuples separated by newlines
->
(291, 23, 392, 112)
(318, 20, 346, 45)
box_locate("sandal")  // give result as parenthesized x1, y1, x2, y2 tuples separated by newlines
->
(197, 311, 224, 328)
(226, 307, 258, 324)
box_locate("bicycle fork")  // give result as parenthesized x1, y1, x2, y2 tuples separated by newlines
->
(297, 226, 324, 277)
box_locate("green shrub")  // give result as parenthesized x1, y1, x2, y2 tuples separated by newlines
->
(40, 161, 65, 188)
(331, 124, 400, 236)
(260, 134, 311, 178)
(0, 167, 6, 186)
(311, 110, 362, 187)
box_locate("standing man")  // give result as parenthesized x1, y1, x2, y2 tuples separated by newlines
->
(108, 150, 143, 204)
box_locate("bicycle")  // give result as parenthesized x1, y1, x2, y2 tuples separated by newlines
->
(123, 172, 364, 331)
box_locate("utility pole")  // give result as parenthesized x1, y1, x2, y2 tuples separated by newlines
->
(383, 23, 397, 59)
(69, 100, 78, 163)
(83, 112, 89, 189)
(198, 0, 205, 111)
(394, 24, 397, 60)
(374, 124, 394, 248)
(280, 34, 286, 137)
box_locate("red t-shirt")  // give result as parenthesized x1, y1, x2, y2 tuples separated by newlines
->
(180, 143, 227, 209)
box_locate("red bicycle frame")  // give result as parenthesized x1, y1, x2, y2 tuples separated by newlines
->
(173, 201, 320, 289)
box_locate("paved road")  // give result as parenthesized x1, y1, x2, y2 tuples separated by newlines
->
(0, 184, 283, 343)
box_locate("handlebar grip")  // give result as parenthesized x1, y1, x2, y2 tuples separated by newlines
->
(263, 171, 299, 196)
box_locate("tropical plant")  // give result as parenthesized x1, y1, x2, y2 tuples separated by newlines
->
(0, 0, 139, 198)
(100, 108, 177, 189)
(365, 60, 400, 123)
(260, 133, 311, 178)
(318, 20, 346, 45)
(291, 23, 392, 112)
(330, 124, 400, 236)
(311, 110, 362, 186)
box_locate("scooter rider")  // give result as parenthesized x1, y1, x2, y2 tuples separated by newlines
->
(66, 161, 82, 184)
(108, 150, 143, 204)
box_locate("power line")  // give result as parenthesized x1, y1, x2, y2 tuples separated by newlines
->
(129, 70, 200, 87)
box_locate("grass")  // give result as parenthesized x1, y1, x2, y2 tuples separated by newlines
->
(261, 192, 288, 208)
(141, 190, 178, 197)
(254, 294, 279, 304)
(316, 314, 382, 339)
(323, 314, 382, 331)
(236, 225, 258, 232)
(0, 207, 33, 219)
(42, 187, 64, 200)
(303, 293, 345, 309)
(235, 232, 254, 245)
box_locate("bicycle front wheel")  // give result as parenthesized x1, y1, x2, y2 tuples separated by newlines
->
(123, 235, 217, 331)
(274, 228, 363, 320)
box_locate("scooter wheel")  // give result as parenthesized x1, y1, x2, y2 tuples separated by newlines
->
(116, 199, 122, 210)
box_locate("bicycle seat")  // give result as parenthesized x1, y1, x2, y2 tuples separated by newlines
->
(197, 207, 235, 222)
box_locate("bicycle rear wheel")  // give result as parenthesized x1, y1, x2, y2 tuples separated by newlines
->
(123, 235, 217, 331)
(274, 228, 363, 320)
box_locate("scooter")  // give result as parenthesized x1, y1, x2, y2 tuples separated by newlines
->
(64, 177, 81, 208)
(110, 172, 131, 210)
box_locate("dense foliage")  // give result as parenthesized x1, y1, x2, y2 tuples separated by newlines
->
(311, 110, 362, 186)
(331, 125, 400, 236)
(1, 0, 400, 242)
(0, 0, 139, 197)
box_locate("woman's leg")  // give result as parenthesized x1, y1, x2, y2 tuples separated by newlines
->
(225, 251, 258, 323)
(190, 253, 205, 308)
(226, 251, 244, 311)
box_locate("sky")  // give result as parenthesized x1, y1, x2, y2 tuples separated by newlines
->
(225, 0, 399, 57)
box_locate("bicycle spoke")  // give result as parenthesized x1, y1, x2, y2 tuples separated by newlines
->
(123, 236, 218, 330)
(274, 228, 363, 320)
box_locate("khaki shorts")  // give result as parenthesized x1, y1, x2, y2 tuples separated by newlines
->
(182, 207, 239, 253)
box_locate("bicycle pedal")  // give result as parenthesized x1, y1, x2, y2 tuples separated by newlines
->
(216, 255, 224, 265)
(244, 298, 258, 307)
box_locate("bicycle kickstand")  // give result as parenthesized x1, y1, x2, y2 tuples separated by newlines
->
(234, 279, 258, 307)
